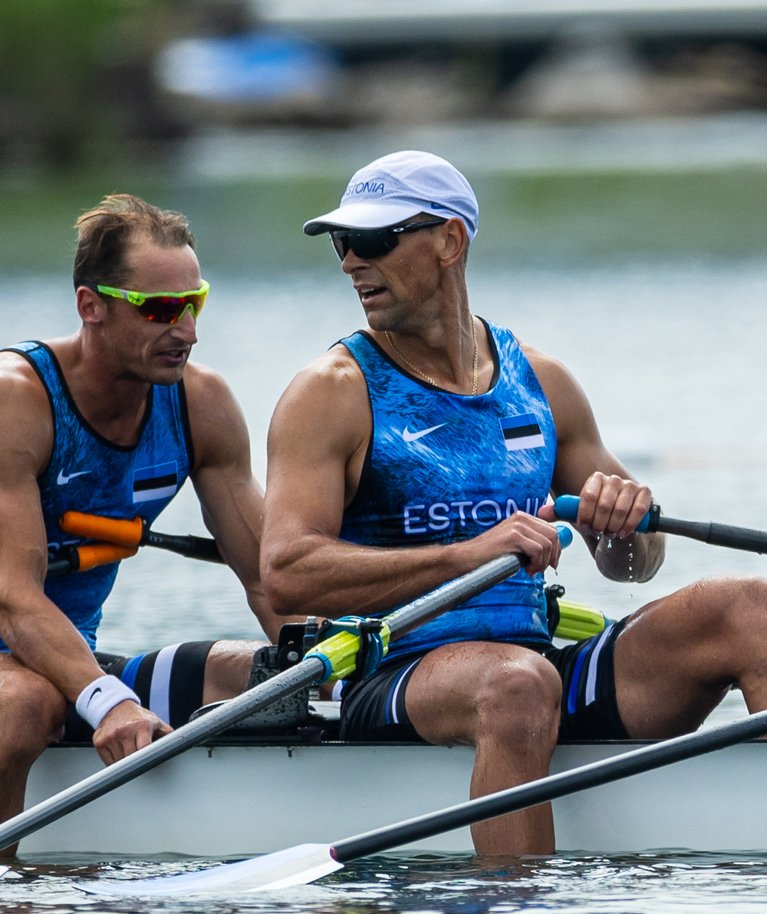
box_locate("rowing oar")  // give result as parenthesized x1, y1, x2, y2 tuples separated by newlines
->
(553, 494, 767, 554)
(45, 513, 224, 577)
(77, 707, 767, 897)
(0, 527, 570, 855)
(59, 511, 223, 563)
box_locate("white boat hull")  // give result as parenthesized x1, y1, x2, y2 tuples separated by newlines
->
(19, 735, 767, 857)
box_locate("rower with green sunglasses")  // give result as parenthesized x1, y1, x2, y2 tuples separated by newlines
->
(0, 193, 283, 852)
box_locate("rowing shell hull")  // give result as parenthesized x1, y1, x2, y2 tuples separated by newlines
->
(19, 735, 767, 857)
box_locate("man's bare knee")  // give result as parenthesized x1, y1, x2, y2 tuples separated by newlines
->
(473, 653, 561, 744)
(203, 640, 269, 703)
(0, 675, 66, 761)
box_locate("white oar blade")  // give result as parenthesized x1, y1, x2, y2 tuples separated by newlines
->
(75, 844, 340, 898)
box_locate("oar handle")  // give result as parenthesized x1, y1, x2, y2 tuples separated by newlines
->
(59, 512, 224, 564)
(553, 495, 656, 532)
(75, 544, 138, 571)
(60, 512, 144, 548)
(553, 495, 767, 555)
(46, 544, 138, 578)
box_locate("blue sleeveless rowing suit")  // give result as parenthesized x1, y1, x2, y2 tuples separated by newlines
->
(339, 319, 557, 661)
(5, 341, 193, 651)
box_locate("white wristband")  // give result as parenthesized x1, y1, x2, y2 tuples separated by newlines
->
(76, 675, 140, 730)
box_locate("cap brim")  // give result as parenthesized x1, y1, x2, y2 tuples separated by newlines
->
(303, 201, 424, 235)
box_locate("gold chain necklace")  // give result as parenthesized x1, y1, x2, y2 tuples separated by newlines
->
(384, 318, 478, 395)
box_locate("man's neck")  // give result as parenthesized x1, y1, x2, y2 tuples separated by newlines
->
(47, 336, 152, 447)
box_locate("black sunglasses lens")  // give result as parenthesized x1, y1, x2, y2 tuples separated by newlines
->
(331, 232, 349, 260)
(331, 229, 397, 261)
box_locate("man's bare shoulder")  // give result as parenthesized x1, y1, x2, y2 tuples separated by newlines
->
(299, 342, 363, 382)
(520, 340, 558, 370)
(269, 342, 370, 456)
(279, 342, 366, 405)
(182, 359, 252, 424)
(520, 339, 598, 440)
(0, 349, 49, 404)
(182, 359, 231, 397)
(520, 341, 579, 395)
(0, 351, 53, 472)
(180, 360, 249, 453)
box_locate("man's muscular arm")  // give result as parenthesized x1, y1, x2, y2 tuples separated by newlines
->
(529, 346, 665, 582)
(261, 347, 563, 620)
(0, 354, 171, 762)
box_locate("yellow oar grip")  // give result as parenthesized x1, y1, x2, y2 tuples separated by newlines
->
(554, 600, 609, 641)
(306, 622, 391, 683)
(60, 512, 144, 548)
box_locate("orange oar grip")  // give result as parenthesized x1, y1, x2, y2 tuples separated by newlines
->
(76, 544, 138, 572)
(60, 512, 144, 548)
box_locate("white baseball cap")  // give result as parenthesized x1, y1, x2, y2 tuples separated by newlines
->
(303, 150, 479, 240)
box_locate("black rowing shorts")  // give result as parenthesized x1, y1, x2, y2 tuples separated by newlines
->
(544, 616, 629, 740)
(341, 618, 629, 742)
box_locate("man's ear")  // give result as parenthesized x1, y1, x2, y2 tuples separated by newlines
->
(76, 286, 107, 325)
(438, 218, 469, 267)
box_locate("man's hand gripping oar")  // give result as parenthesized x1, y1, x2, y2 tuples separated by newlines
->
(552, 495, 767, 554)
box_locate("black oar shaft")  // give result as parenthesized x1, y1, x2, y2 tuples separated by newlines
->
(383, 553, 529, 640)
(655, 516, 767, 554)
(331, 709, 767, 862)
(141, 530, 223, 563)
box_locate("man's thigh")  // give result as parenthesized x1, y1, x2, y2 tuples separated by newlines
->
(404, 641, 560, 745)
(613, 579, 742, 738)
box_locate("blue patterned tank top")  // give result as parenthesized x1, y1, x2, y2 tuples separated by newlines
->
(340, 319, 557, 658)
(6, 341, 193, 650)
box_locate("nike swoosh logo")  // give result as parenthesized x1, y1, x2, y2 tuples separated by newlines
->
(86, 687, 102, 707)
(402, 423, 447, 443)
(57, 469, 91, 485)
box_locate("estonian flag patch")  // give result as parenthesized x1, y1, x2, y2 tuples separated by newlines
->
(500, 413, 545, 452)
(132, 462, 179, 503)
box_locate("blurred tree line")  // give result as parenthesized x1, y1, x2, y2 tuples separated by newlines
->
(0, 0, 190, 169)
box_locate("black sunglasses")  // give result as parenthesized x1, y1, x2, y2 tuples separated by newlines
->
(329, 218, 447, 261)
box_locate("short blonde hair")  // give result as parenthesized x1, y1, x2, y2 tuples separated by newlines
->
(73, 193, 195, 288)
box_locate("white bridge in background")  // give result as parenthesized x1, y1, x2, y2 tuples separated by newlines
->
(255, 1, 767, 41)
